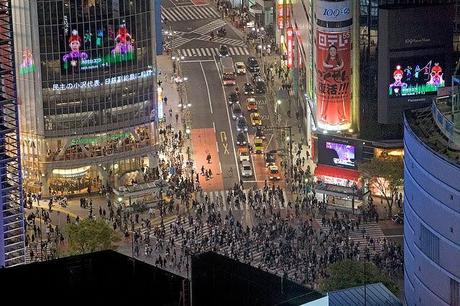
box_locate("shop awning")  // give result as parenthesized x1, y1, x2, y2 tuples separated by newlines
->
(314, 164, 360, 182)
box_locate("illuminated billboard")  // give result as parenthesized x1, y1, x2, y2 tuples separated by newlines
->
(389, 56, 445, 97)
(315, 0, 352, 131)
(62, 21, 135, 73)
(317, 135, 360, 169)
(325, 141, 355, 167)
(377, 4, 453, 124)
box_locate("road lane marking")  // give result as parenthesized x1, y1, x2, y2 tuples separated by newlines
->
(200, 62, 213, 114)
(220, 131, 227, 142)
(216, 141, 219, 153)
(219, 162, 223, 173)
(212, 121, 216, 132)
(214, 58, 241, 182)
(222, 143, 229, 154)
(182, 59, 214, 63)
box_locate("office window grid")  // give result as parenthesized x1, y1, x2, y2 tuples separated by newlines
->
(420, 224, 440, 264)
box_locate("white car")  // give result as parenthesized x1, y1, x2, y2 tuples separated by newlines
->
(241, 161, 253, 177)
(235, 62, 246, 75)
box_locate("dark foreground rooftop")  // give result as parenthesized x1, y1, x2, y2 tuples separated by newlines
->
(0, 250, 323, 305)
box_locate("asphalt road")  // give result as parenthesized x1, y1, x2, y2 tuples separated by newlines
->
(163, 0, 283, 190)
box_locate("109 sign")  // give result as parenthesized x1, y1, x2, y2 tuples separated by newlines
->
(322, 7, 350, 18)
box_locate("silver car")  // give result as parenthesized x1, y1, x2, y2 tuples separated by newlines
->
(241, 161, 253, 178)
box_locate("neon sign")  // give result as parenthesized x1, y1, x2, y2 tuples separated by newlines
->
(51, 69, 154, 91)
(62, 23, 135, 73)
(19, 48, 36, 75)
(287, 27, 294, 68)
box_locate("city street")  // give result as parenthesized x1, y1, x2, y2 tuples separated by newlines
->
(164, 0, 285, 192)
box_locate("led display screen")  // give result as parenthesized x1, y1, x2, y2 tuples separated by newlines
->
(325, 141, 355, 167)
(388, 55, 446, 98)
(317, 136, 358, 169)
(61, 20, 135, 73)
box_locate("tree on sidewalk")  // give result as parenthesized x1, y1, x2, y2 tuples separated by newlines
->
(66, 218, 120, 255)
(319, 259, 399, 296)
(359, 156, 404, 218)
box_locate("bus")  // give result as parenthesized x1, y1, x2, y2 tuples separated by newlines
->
(221, 57, 236, 85)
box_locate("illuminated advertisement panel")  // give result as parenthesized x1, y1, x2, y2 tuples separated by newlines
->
(388, 55, 446, 97)
(62, 21, 135, 73)
(277, 3, 284, 29)
(317, 134, 360, 170)
(287, 27, 293, 68)
(315, 0, 352, 131)
(315, 30, 351, 130)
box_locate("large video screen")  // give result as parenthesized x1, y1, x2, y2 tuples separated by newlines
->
(61, 19, 136, 74)
(325, 141, 355, 167)
(388, 55, 446, 98)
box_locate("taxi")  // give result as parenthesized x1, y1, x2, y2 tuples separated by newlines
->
(250, 112, 263, 126)
(238, 147, 250, 162)
(268, 164, 281, 180)
(254, 138, 264, 154)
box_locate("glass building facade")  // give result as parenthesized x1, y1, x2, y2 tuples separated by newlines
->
(13, 0, 158, 195)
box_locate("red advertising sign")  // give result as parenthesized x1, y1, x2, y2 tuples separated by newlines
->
(315, 29, 351, 130)
(287, 27, 294, 68)
(277, 4, 284, 29)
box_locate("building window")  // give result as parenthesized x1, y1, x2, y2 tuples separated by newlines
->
(420, 224, 440, 264)
(451, 278, 460, 306)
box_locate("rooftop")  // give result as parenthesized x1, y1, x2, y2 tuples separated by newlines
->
(405, 101, 460, 166)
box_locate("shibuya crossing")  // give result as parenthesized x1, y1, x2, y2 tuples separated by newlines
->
(13, 0, 158, 196)
(3, 0, 460, 304)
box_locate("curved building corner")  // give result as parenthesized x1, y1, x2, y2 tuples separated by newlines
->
(12, 0, 159, 196)
(403, 106, 460, 306)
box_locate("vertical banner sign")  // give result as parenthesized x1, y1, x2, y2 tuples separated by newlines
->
(315, 0, 352, 131)
(287, 27, 294, 68)
(277, 3, 284, 29)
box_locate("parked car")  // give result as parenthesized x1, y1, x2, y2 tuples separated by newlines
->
(241, 161, 253, 177)
(243, 82, 255, 95)
(236, 117, 248, 132)
(235, 62, 246, 75)
(232, 103, 243, 119)
(236, 132, 247, 146)
(246, 97, 258, 111)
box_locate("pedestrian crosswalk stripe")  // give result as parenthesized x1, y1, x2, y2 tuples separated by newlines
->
(177, 47, 249, 58)
(196, 189, 289, 212)
(196, 36, 247, 47)
(192, 19, 226, 35)
(161, 5, 219, 22)
(170, 37, 192, 49)
(315, 218, 386, 253)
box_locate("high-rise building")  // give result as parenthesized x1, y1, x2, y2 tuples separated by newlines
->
(12, 0, 158, 196)
(0, 0, 26, 267)
(276, 0, 456, 209)
(403, 96, 460, 305)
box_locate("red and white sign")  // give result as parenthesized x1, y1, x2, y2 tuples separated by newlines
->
(287, 27, 294, 68)
(277, 4, 284, 29)
(315, 29, 351, 129)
